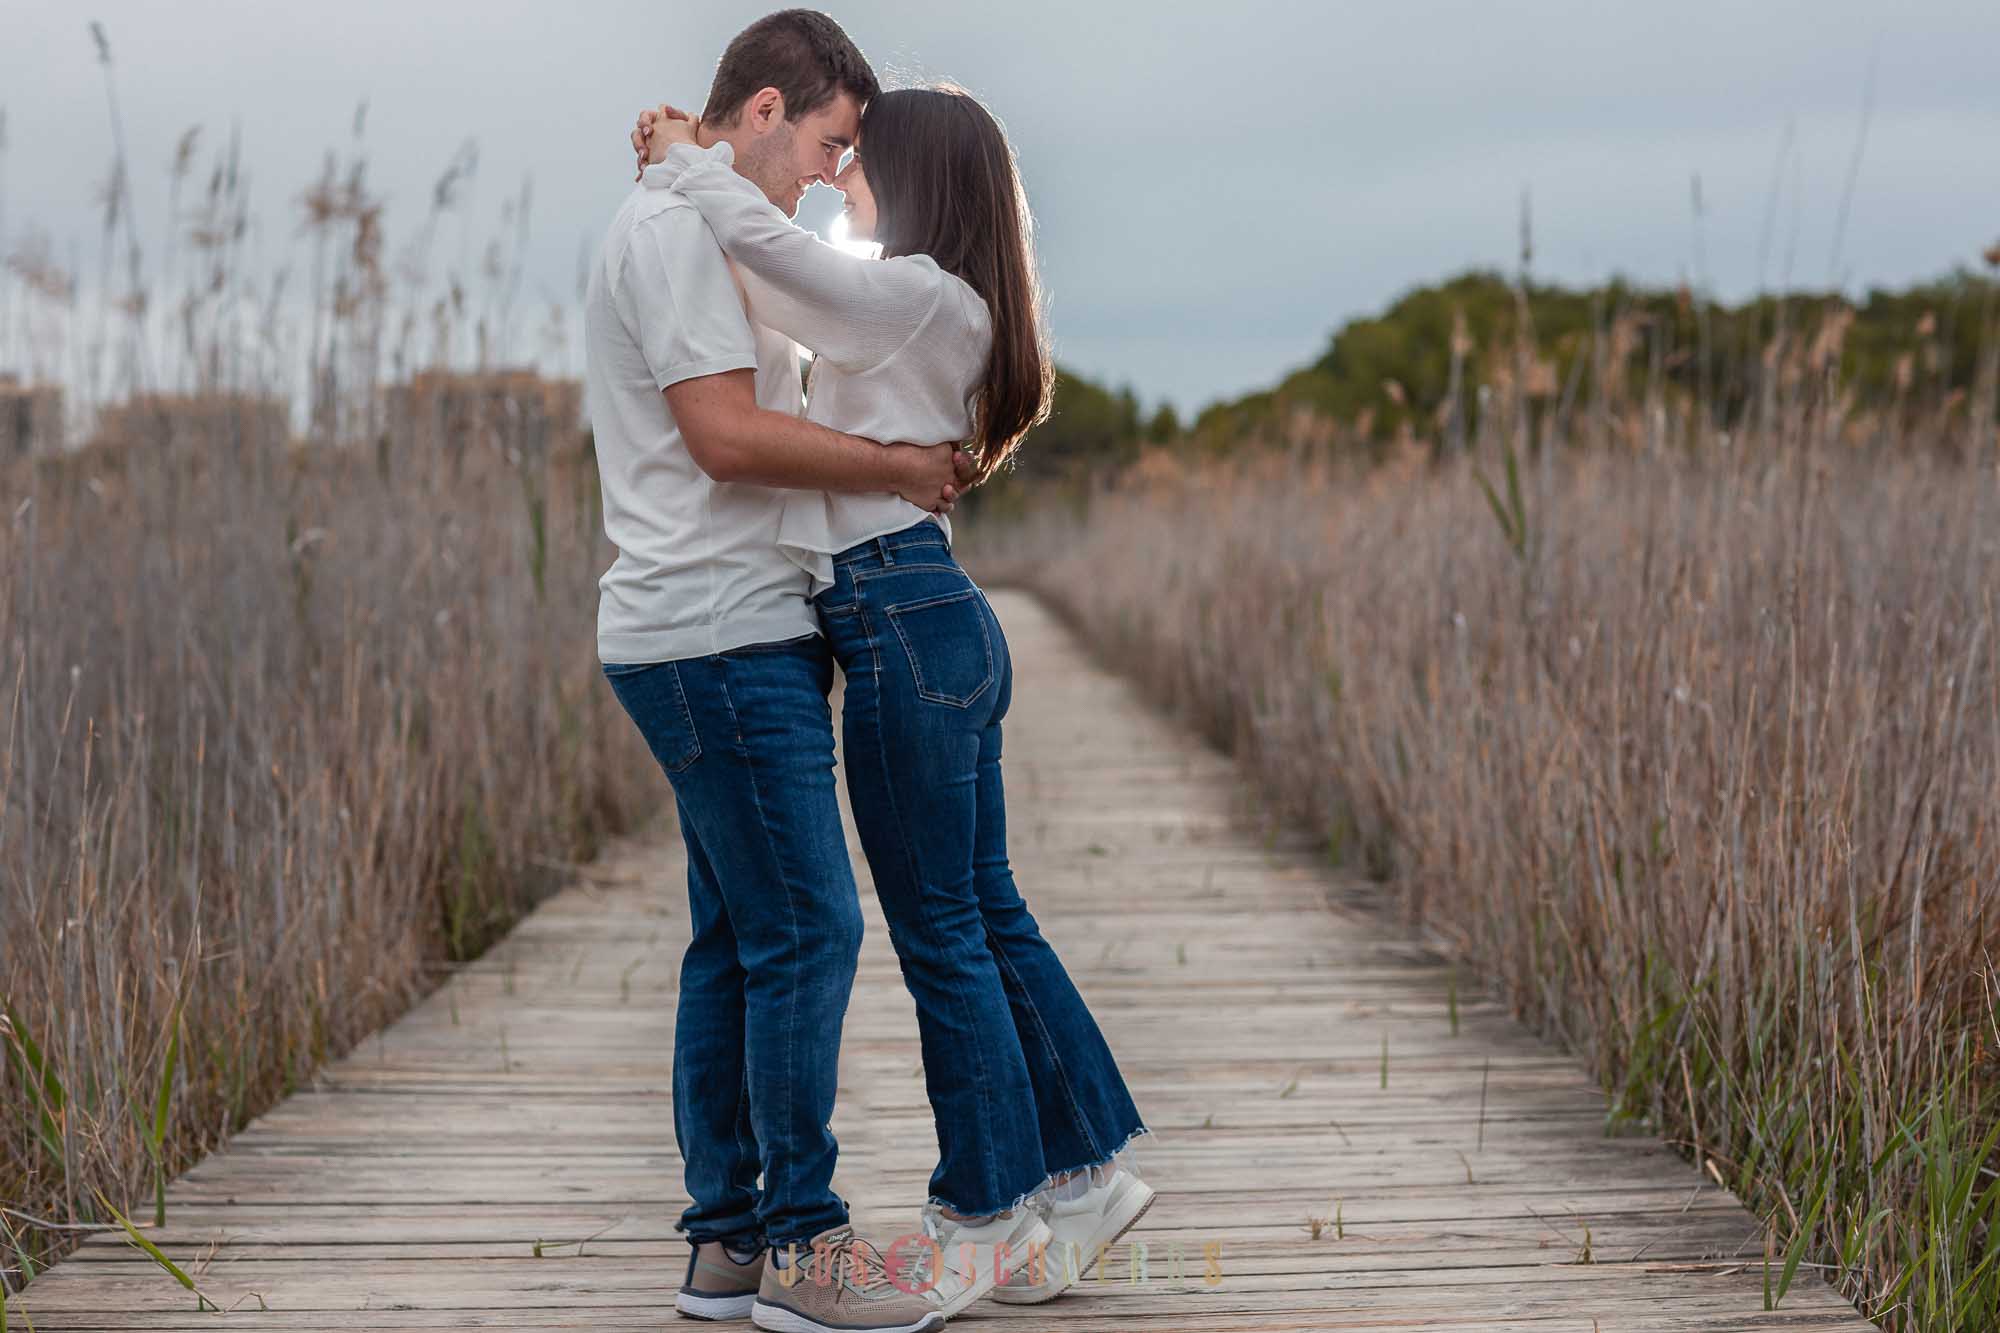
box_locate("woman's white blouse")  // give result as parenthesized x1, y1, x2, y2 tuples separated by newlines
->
(643, 141, 991, 596)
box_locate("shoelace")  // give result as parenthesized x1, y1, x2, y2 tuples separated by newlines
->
(889, 1207, 951, 1292)
(819, 1229, 897, 1296)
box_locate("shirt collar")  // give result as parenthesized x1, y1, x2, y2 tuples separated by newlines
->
(641, 139, 734, 191)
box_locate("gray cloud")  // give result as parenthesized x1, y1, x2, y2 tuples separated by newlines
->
(5, 0, 1998, 415)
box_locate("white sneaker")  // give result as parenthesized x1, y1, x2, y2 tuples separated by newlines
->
(990, 1163, 1157, 1304)
(899, 1204, 1052, 1317)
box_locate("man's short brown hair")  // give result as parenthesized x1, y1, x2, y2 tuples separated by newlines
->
(701, 10, 879, 127)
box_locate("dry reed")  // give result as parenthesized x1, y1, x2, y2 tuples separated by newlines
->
(0, 419, 657, 1288)
(971, 341, 2000, 1330)
(1, 53, 659, 1292)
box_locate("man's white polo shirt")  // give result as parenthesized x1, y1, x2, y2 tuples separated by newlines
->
(584, 163, 817, 664)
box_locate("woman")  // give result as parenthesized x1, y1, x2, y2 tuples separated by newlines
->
(633, 85, 1152, 1315)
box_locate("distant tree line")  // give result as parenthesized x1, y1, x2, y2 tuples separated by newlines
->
(999, 265, 2000, 487)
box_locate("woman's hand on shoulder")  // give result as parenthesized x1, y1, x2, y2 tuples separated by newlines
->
(630, 104, 700, 180)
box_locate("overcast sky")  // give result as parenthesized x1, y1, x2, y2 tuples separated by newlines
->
(6, 0, 2000, 415)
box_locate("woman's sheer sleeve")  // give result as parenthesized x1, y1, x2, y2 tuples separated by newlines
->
(659, 143, 942, 371)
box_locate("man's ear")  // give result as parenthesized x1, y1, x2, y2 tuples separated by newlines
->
(746, 86, 786, 134)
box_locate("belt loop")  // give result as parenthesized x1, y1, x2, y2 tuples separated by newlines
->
(877, 534, 895, 565)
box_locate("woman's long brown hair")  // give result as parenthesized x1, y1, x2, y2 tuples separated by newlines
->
(860, 85, 1052, 484)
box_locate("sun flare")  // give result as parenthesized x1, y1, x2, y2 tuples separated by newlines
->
(829, 212, 882, 260)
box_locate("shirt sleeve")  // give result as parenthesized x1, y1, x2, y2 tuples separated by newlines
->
(658, 143, 945, 374)
(615, 203, 760, 391)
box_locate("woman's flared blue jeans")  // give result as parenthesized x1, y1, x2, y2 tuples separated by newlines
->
(816, 520, 1147, 1216)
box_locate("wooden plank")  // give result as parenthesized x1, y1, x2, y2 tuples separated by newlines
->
(6, 591, 1874, 1330)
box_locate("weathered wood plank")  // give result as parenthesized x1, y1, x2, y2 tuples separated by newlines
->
(6, 591, 1874, 1330)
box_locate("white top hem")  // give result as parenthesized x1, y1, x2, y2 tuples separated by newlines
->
(782, 511, 950, 598)
(597, 605, 820, 665)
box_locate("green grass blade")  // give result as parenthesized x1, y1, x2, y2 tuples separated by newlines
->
(1774, 1165, 1833, 1305)
(94, 1191, 211, 1311)
(150, 1001, 184, 1226)
(152, 1011, 180, 1153)
(2, 998, 67, 1112)
(1471, 467, 1515, 548)
(2, 998, 68, 1162)
(1503, 439, 1525, 539)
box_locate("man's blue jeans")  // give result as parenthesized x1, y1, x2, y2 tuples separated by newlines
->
(816, 522, 1148, 1216)
(603, 632, 861, 1251)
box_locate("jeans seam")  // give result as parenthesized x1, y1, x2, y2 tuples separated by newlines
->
(716, 658, 805, 1233)
(977, 631, 1079, 1161)
(985, 921, 1103, 1161)
(850, 561, 957, 582)
(856, 594, 1003, 1207)
(666, 663, 703, 771)
(734, 1065, 757, 1223)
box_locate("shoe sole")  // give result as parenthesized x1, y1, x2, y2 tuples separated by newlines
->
(677, 1290, 758, 1320)
(929, 1215, 1053, 1317)
(749, 1298, 943, 1333)
(989, 1180, 1157, 1305)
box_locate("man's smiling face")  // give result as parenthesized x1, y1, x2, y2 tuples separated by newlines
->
(738, 90, 861, 217)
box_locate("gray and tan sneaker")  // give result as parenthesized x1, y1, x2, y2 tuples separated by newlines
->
(751, 1225, 943, 1333)
(677, 1239, 765, 1320)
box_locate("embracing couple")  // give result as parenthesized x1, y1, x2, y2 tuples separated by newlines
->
(583, 10, 1152, 1332)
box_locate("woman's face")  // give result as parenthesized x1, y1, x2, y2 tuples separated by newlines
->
(833, 151, 877, 242)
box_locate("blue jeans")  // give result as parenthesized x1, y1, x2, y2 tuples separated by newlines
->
(817, 521, 1147, 1215)
(603, 633, 861, 1251)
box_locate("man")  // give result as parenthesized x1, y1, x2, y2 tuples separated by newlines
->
(583, 11, 959, 1332)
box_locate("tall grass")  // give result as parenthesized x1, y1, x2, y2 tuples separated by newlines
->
(971, 320, 2000, 1329)
(0, 412, 656, 1287)
(1, 33, 659, 1292)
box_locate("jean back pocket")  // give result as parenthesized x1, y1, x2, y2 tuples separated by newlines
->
(603, 660, 703, 773)
(885, 589, 995, 708)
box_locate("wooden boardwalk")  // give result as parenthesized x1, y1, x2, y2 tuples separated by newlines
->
(11, 591, 1875, 1331)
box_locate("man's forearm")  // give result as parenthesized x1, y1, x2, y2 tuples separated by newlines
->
(664, 369, 940, 496)
(716, 407, 910, 494)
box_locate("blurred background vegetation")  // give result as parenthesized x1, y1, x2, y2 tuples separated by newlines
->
(999, 261, 2000, 493)
(960, 241, 2000, 1333)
